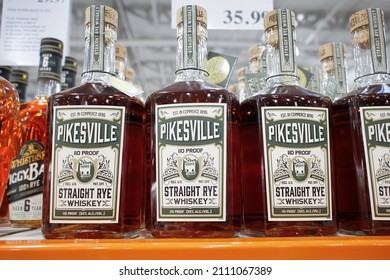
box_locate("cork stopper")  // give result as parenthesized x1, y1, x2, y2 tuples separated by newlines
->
(349, 8, 385, 48)
(319, 42, 346, 61)
(85, 5, 118, 28)
(264, 9, 296, 48)
(176, 5, 207, 26)
(40, 37, 63, 57)
(249, 44, 261, 61)
(125, 67, 135, 81)
(115, 43, 127, 61)
(238, 67, 246, 81)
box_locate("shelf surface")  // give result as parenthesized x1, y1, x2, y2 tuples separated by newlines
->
(0, 228, 389, 260)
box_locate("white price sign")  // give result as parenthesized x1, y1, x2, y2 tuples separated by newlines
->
(0, 0, 71, 66)
(171, 0, 274, 30)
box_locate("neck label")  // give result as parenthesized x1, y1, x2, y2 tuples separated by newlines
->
(278, 9, 295, 73)
(183, 6, 198, 69)
(332, 43, 347, 94)
(368, 8, 387, 73)
(89, 5, 105, 71)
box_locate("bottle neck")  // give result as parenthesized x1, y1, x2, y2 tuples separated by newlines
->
(175, 9, 208, 82)
(265, 12, 299, 87)
(352, 9, 390, 86)
(81, 7, 117, 84)
(115, 58, 126, 80)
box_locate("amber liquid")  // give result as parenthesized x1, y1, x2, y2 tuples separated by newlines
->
(333, 84, 390, 235)
(145, 80, 241, 238)
(9, 98, 48, 228)
(42, 82, 145, 239)
(241, 85, 337, 237)
(0, 77, 19, 215)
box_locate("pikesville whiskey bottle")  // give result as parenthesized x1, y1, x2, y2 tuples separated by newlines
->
(42, 5, 144, 238)
(333, 8, 390, 235)
(319, 42, 348, 101)
(7, 38, 63, 228)
(241, 9, 337, 237)
(145, 5, 241, 238)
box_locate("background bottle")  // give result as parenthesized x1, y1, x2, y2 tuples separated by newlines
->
(319, 42, 348, 100)
(10, 70, 29, 103)
(145, 5, 241, 238)
(7, 38, 63, 228)
(333, 8, 390, 235)
(241, 9, 337, 237)
(61, 56, 78, 90)
(42, 5, 144, 239)
(115, 43, 127, 80)
(237, 66, 247, 102)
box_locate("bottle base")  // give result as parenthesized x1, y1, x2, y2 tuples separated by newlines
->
(43, 225, 142, 239)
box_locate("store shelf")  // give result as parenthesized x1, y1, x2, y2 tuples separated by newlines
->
(0, 228, 389, 260)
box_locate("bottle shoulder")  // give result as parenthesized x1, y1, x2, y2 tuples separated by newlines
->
(334, 83, 390, 107)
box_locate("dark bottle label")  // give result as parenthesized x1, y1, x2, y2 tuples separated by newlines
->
(262, 107, 333, 221)
(156, 103, 227, 221)
(7, 140, 45, 221)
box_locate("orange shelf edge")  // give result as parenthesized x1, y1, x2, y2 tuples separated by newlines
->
(1, 236, 389, 260)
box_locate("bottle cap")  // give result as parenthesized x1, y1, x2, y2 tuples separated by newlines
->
(85, 5, 118, 28)
(319, 42, 346, 61)
(349, 8, 385, 33)
(248, 44, 261, 61)
(176, 5, 207, 26)
(40, 37, 63, 57)
(125, 67, 135, 81)
(62, 56, 78, 72)
(10, 70, 29, 85)
(115, 43, 127, 61)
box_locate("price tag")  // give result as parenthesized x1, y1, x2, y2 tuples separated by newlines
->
(171, 0, 273, 30)
(0, 0, 71, 66)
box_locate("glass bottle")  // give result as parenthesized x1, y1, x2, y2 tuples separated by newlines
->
(10, 70, 29, 103)
(42, 5, 144, 239)
(115, 43, 127, 80)
(145, 5, 241, 238)
(61, 56, 78, 90)
(248, 43, 267, 75)
(241, 9, 337, 237)
(0, 66, 12, 81)
(0, 76, 19, 222)
(333, 8, 390, 235)
(319, 42, 348, 101)
(7, 38, 63, 228)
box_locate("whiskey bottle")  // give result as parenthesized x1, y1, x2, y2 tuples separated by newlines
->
(0, 76, 19, 222)
(248, 43, 267, 74)
(115, 43, 127, 80)
(10, 70, 29, 103)
(237, 66, 247, 102)
(42, 5, 144, 238)
(145, 5, 241, 238)
(241, 9, 337, 237)
(61, 56, 78, 90)
(333, 8, 390, 235)
(7, 38, 63, 228)
(319, 42, 348, 100)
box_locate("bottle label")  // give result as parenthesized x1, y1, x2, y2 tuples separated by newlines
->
(368, 8, 387, 73)
(88, 5, 105, 72)
(155, 103, 227, 221)
(261, 107, 332, 221)
(38, 51, 62, 82)
(360, 107, 390, 220)
(49, 106, 125, 223)
(332, 43, 347, 95)
(245, 72, 267, 96)
(7, 140, 45, 221)
(278, 9, 296, 73)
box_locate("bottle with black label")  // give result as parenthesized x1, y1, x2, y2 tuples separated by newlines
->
(333, 8, 390, 235)
(42, 5, 144, 238)
(10, 70, 29, 103)
(7, 38, 63, 228)
(241, 9, 337, 237)
(145, 5, 241, 238)
(61, 56, 78, 90)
